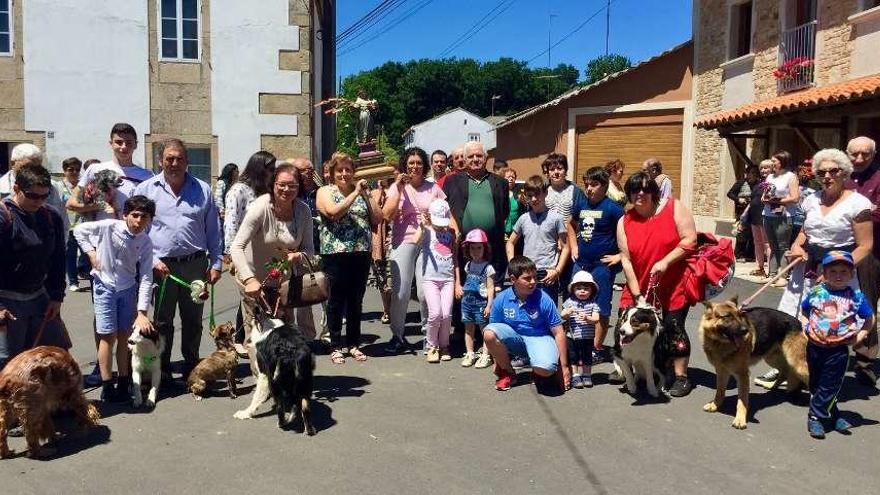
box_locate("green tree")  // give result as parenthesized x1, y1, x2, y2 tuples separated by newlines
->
(336, 58, 580, 152)
(584, 54, 632, 85)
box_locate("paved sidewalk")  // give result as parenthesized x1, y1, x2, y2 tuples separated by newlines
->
(0, 275, 877, 494)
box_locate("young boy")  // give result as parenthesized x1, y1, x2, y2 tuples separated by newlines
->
(73, 195, 156, 402)
(506, 175, 569, 302)
(483, 256, 569, 392)
(561, 271, 600, 388)
(800, 250, 873, 439)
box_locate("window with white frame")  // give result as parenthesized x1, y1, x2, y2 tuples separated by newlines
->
(468, 133, 481, 142)
(727, 1, 753, 60)
(160, 0, 199, 61)
(0, 0, 11, 56)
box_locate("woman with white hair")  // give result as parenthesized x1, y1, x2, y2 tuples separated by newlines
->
(757, 148, 874, 388)
(0, 143, 43, 197)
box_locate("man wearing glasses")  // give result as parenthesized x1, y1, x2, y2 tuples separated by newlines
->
(847, 136, 880, 386)
(0, 164, 69, 370)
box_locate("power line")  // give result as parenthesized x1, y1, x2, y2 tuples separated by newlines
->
(337, 0, 408, 45)
(339, 0, 412, 49)
(339, 0, 436, 57)
(337, 0, 394, 42)
(527, 0, 615, 64)
(438, 0, 519, 58)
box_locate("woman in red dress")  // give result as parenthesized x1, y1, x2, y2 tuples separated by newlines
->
(616, 171, 697, 397)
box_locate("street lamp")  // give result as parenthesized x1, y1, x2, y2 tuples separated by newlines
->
(491, 94, 502, 116)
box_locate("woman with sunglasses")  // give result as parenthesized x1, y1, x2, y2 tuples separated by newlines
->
(756, 149, 874, 390)
(616, 171, 697, 397)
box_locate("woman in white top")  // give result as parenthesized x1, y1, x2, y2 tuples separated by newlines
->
(224, 151, 276, 259)
(778, 148, 873, 314)
(761, 150, 800, 279)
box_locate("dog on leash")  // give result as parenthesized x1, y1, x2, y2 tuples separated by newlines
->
(0, 346, 101, 459)
(698, 299, 809, 429)
(187, 322, 238, 400)
(128, 331, 165, 408)
(613, 305, 664, 398)
(233, 313, 316, 435)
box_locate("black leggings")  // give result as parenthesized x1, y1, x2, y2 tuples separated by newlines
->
(323, 251, 371, 349)
(656, 306, 691, 365)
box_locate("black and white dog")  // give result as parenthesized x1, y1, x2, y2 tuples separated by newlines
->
(613, 305, 663, 398)
(233, 311, 316, 435)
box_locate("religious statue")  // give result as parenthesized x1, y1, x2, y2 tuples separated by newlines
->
(317, 90, 378, 145)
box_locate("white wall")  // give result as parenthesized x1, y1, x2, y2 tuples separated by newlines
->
(211, 0, 301, 166)
(411, 109, 496, 154)
(720, 56, 756, 109)
(23, 1, 151, 170)
(851, 10, 880, 78)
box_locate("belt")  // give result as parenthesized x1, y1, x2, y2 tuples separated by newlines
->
(160, 251, 206, 264)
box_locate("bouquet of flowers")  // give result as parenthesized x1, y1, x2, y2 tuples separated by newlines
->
(262, 257, 291, 289)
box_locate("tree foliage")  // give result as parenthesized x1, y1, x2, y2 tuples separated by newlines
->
(584, 54, 632, 85)
(336, 58, 579, 153)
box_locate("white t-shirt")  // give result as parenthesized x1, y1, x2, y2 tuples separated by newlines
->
(802, 191, 872, 248)
(78, 161, 154, 221)
(762, 171, 797, 217)
(545, 183, 575, 220)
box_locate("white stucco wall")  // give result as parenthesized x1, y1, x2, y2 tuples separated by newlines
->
(22, 1, 151, 170)
(211, 0, 301, 166)
(720, 56, 756, 109)
(851, 10, 880, 78)
(410, 109, 496, 154)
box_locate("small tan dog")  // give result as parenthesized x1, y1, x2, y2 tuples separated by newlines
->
(187, 322, 238, 400)
(0, 346, 101, 459)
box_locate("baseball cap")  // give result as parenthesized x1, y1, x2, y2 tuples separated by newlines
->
(463, 228, 489, 244)
(822, 250, 855, 267)
(428, 199, 451, 227)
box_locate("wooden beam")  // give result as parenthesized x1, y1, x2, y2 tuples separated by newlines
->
(839, 116, 850, 150)
(720, 132, 769, 139)
(791, 125, 820, 153)
(725, 136, 756, 168)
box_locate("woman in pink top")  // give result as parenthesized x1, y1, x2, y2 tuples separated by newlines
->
(381, 147, 446, 353)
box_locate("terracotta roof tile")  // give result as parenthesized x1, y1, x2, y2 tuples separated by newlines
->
(695, 74, 880, 128)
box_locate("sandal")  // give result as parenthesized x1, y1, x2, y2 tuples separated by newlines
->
(748, 268, 767, 277)
(330, 349, 346, 365)
(350, 347, 368, 362)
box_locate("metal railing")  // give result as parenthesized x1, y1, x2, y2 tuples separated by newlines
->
(776, 20, 817, 94)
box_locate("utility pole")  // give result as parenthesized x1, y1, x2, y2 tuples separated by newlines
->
(491, 94, 501, 116)
(547, 7, 557, 99)
(605, 0, 611, 56)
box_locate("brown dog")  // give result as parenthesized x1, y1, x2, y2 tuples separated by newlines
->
(0, 346, 100, 458)
(187, 322, 239, 400)
(699, 299, 808, 429)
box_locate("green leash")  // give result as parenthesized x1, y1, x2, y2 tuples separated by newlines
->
(153, 273, 216, 328)
(155, 277, 169, 314)
(209, 284, 215, 328)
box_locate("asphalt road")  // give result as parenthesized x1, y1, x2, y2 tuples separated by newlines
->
(1, 276, 878, 494)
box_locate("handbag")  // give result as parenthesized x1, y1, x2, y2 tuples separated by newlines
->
(287, 256, 329, 307)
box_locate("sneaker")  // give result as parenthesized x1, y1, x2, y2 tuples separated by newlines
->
(385, 337, 408, 354)
(474, 352, 493, 369)
(833, 417, 852, 432)
(808, 417, 826, 439)
(510, 356, 529, 370)
(572, 375, 584, 389)
(854, 366, 878, 387)
(582, 374, 593, 388)
(494, 368, 516, 391)
(608, 370, 625, 384)
(461, 352, 476, 367)
(754, 369, 780, 389)
(426, 347, 440, 363)
(83, 364, 102, 388)
(440, 348, 452, 362)
(667, 375, 693, 397)
(100, 382, 128, 404)
(7, 425, 23, 437)
(67, 284, 81, 293)
(592, 348, 611, 365)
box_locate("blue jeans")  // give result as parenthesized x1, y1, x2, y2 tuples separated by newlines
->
(484, 322, 559, 372)
(0, 293, 69, 368)
(66, 233, 88, 285)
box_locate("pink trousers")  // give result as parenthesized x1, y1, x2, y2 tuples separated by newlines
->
(423, 279, 453, 349)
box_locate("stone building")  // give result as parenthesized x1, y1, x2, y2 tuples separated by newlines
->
(0, 0, 336, 182)
(692, 0, 880, 232)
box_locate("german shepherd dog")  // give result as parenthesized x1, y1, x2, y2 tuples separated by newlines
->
(233, 313, 316, 435)
(698, 299, 809, 429)
(613, 305, 663, 397)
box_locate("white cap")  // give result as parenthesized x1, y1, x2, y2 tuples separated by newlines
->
(428, 198, 451, 227)
(568, 270, 598, 293)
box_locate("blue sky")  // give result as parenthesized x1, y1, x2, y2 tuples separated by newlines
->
(336, 0, 693, 81)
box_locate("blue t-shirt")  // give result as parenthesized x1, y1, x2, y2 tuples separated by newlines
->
(570, 195, 624, 265)
(490, 287, 562, 337)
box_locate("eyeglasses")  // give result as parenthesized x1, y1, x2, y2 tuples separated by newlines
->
(23, 190, 50, 200)
(816, 168, 841, 177)
(275, 182, 298, 191)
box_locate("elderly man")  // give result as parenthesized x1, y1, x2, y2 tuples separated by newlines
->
(443, 141, 509, 278)
(450, 146, 466, 174)
(0, 164, 69, 370)
(0, 144, 66, 227)
(847, 136, 880, 386)
(134, 138, 223, 381)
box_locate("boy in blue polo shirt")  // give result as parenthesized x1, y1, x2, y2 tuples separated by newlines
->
(483, 256, 570, 391)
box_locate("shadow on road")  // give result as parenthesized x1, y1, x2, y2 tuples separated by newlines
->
(313, 374, 370, 403)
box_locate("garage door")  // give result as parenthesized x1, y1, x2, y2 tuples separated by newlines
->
(576, 122, 683, 200)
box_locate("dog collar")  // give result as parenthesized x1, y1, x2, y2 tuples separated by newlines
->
(141, 355, 158, 366)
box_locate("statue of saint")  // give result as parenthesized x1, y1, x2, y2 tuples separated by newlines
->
(317, 90, 378, 145)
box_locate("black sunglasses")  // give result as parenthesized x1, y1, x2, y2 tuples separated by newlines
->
(816, 168, 841, 177)
(23, 190, 50, 200)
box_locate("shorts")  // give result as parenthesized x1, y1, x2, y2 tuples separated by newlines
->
(484, 322, 559, 373)
(371, 259, 390, 291)
(574, 260, 619, 317)
(461, 292, 488, 325)
(93, 277, 137, 335)
(567, 337, 594, 365)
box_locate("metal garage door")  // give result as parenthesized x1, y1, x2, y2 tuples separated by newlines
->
(576, 121, 683, 200)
